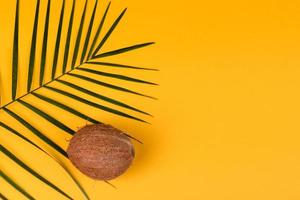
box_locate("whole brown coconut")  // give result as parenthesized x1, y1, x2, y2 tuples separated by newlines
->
(67, 124, 135, 180)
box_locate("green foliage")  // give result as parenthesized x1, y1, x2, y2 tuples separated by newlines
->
(0, 0, 156, 199)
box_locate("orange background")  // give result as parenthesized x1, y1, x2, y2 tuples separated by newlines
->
(1, 0, 300, 199)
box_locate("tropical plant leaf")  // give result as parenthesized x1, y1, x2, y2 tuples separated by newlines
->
(17, 99, 74, 135)
(67, 72, 156, 99)
(2, 107, 67, 158)
(56, 79, 151, 115)
(81, 0, 98, 63)
(76, 67, 158, 85)
(12, 0, 19, 100)
(0, 170, 34, 200)
(55, 159, 90, 200)
(0, 192, 8, 200)
(0, 145, 72, 199)
(52, 0, 65, 79)
(93, 42, 155, 59)
(62, 0, 75, 73)
(87, 1, 111, 60)
(39, 0, 51, 86)
(32, 92, 100, 124)
(6, 97, 141, 148)
(86, 61, 158, 71)
(92, 8, 127, 57)
(71, 0, 88, 68)
(0, 122, 90, 200)
(0, 122, 41, 150)
(1, 0, 156, 198)
(44, 85, 148, 123)
(27, 0, 40, 92)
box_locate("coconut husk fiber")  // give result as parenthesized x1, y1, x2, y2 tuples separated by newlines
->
(67, 124, 135, 180)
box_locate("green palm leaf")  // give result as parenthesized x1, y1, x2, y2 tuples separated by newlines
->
(17, 99, 75, 135)
(0, 122, 41, 150)
(71, 0, 88, 68)
(93, 42, 155, 59)
(28, 0, 40, 92)
(76, 67, 157, 85)
(92, 8, 127, 56)
(0, 170, 34, 200)
(87, 2, 111, 60)
(39, 0, 51, 86)
(56, 79, 151, 115)
(62, 0, 75, 73)
(0, 192, 8, 200)
(1, 0, 156, 198)
(32, 92, 100, 124)
(0, 145, 72, 199)
(12, 0, 19, 100)
(52, 0, 65, 79)
(0, 122, 90, 200)
(44, 85, 148, 123)
(81, 0, 98, 63)
(86, 61, 158, 71)
(3, 107, 68, 158)
(67, 72, 156, 99)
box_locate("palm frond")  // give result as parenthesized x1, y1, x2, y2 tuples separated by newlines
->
(62, 0, 75, 73)
(92, 8, 127, 57)
(86, 61, 158, 71)
(39, 0, 51, 86)
(87, 1, 111, 59)
(2, 107, 67, 158)
(71, 0, 88, 68)
(12, 0, 19, 100)
(1, 0, 156, 198)
(56, 79, 151, 115)
(28, 0, 40, 91)
(0, 122, 41, 150)
(0, 122, 90, 200)
(44, 86, 148, 123)
(76, 66, 158, 85)
(93, 42, 155, 59)
(81, 0, 98, 63)
(52, 0, 65, 79)
(17, 99, 75, 135)
(0, 170, 34, 200)
(0, 192, 8, 200)
(32, 92, 101, 124)
(0, 145, 72, 199)
(67, 72, 157, 99)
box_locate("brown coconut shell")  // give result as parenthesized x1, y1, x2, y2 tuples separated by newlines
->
(67, 124, 135, 180)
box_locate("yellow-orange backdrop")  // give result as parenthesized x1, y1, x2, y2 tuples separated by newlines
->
(1, 0, 300, 199)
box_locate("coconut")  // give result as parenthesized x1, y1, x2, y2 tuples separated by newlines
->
(67, 124, 135, 180)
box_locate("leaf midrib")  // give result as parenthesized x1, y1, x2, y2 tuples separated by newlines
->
(1, 61, 88, 109)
